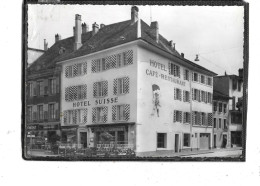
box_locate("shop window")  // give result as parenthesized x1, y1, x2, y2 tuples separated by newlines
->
(117, 131, 125, 144)
(183, 133, 190, 147)
(157, 133, 167, 148)
(113, 77, 129, 95)
(174, 88, 182, 101)
(214, 118, 217, 128)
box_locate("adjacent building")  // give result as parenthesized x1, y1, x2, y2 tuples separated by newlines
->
(213, 69, 243, 147)
(212, 90, 230, 149)
(56, 6, 217, 153)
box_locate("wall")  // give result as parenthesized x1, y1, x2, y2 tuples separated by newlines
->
(136, 46, 214, 152)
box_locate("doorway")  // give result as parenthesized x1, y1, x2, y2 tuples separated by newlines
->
(214, 134, 217, 148)
(175, 134, 179, 153)
(80, 132, 88, 148)
(222, 134, 227, 148)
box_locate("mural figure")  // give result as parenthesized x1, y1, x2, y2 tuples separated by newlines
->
(152, 84, 161, 117)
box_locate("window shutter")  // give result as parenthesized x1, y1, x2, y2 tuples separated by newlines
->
(205, 92, 208, 103)
(43, 104, 48, 120)
(168, 62, 172, 75)
(32, 105, 37, 121)
(54, 103, 59, 119)
(33, 82, 37, 96)
(183, 90, 185, 102)
(56, 77, 59, 94)
(113, 79, 118, 95)
(192, 89, 194, 100)
(198, 90, 201, 102)
(103, 107, 108, 123)
(92, 107, 97, 123)
(103, 81, 108, 96)
(91, 60, 97, 73)
(43, 79, 48, 95)
(198, 112, 202, 125)
(192, 112, 195, 125)
(124, 104, 130, 121)
(93, 82, 97, 97)
(124, 77, 130, 94)
(192, 72, 194, 81)
(112, 105, 117, 121)
(178, 66, 180, 78)
(174, 88, 176, 100)
(179, 111, 182, 123)
(183, 69, 186, 80)
(179, 89, 182, 101)
(183, 112, 186, 123)
(188, 113, 191, 124)
(174, 110, 176, 122)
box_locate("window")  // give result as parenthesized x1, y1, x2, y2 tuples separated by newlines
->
(193, 73, 198, 82)
(37, 105, 44, 121)
(201, 112, 206, 126)
(193, 89, 200, 102)
(174, 110, 182, 123)
(48, 104, 55, 120)
(183, 112, 191, 123)
(214, 118, 217, 128)
(219, 103, 223, 113)
(112, 104, 130, 122)
(238, 81, 242, 92)
(184, 69, 189, 81)
(223, 104, 227, 113)
(66, 62, 87, 78)
(77, 85, 87, 100)
(77, 109, 87, 124)
(207, 77, 212, 86)
(65, 85, 87, 101)
(49, 78, 56, 95)
(116, 53, 122, 68)
(201, 91, 206, 103)
(97, 107, 104, 122)
(64, 109, 87, 125)
(183, 134, 190, 147)
(117, 105, 125, 121)
(157, 133, 166, 148)
(174, 88, 182, 101)
(232, 96, 236, 110)
(224, 119, 227, 129)
(194, 111, 200, 125)
(183, 91, 190, 102)
(114, 77, 129, 95)
(169, 63, 180, 77)
(200, 75, 205, 84)
(213, 102, 217, 112)
(231, 112, 242, 124)
(207, 92, 212, 104)
(37, 81, 44, 96)
(28, 82, 34, 97)
(219, 118, 222, 129)
(27, 106, 32, 122)
(232, 79, 237, 90)
(93, 81, 107, 97)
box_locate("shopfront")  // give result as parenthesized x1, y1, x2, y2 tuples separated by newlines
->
(88, 123, 135, 150)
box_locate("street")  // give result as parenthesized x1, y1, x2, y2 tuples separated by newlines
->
(181, 149, 242, 158)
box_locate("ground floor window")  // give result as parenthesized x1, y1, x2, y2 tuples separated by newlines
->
(183, 133, 190, 147)
(157, 133, 167, 148)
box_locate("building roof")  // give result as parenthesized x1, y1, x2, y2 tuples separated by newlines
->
(28, 17, 216, 76)
(28, 47, 45, 53)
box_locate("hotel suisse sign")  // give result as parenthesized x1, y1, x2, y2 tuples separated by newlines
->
(73, 97, 118, 108)
(146, 60, 185, 86)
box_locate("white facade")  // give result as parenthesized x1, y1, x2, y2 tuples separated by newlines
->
(59, 40, 215, 153)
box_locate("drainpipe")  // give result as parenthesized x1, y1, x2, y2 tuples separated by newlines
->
(190, 72, 193, 151)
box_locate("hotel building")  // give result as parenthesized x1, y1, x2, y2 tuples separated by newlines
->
(57, 6, 217, 153)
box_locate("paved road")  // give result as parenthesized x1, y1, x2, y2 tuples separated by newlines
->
(181, 149, 242, 158)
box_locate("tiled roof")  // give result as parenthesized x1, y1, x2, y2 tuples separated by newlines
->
(28, 18, 216, 76)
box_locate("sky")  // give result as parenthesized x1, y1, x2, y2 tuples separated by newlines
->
(28, 5, 244, 75)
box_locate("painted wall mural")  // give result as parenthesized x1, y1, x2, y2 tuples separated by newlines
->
(152, 84, 161, 117)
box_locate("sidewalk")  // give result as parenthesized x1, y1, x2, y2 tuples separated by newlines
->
(136, 147, 243, 157)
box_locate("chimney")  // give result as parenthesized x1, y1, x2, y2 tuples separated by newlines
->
(73, 26, 75, 36)
(194, 54, 199, 61)
(169, 40, 175, 50)
(100, 23, 105, 29)
(82, 22, 89, 34)
(181, 53, 184, 58)
(238, 68, 243, 78)
(92, 22, 99, 36)
(55, 34, 61, 43)
(44, 39, 48, 51)
(74, 14, 82, 50)
(151, 21, 159, 43)
(131, 6, 139, 23)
